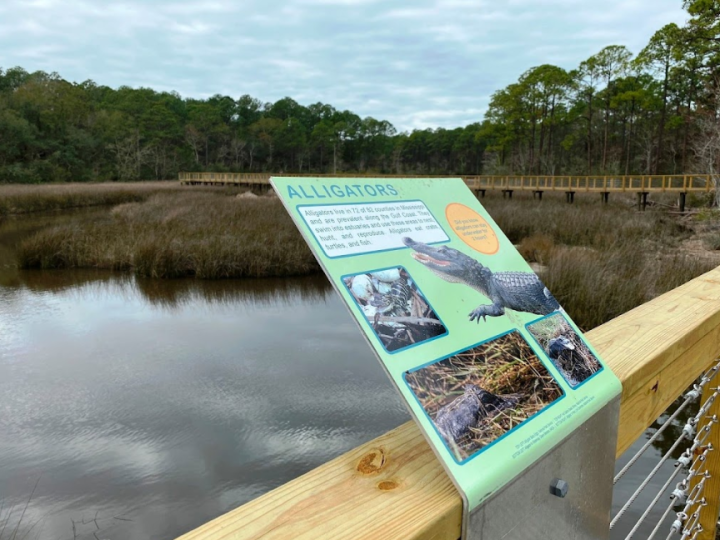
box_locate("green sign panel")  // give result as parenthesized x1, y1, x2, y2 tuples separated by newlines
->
(271, 176, 621, 510)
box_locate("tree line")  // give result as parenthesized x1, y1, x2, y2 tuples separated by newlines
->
(1, 0, 719, 183)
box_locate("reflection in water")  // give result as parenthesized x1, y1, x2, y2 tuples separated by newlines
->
(2, 266, 332, 310)
(135, 274, 332, 309)
(0, 222, 409, 539)
(0, 213, 701, 539)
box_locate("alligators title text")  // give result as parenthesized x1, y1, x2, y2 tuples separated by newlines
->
(287, 184, 398, 199)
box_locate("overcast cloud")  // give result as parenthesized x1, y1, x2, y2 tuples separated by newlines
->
(0, 0, 688, 131)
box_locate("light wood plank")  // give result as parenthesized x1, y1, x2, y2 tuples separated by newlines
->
(591, 268, 720, 455)
(177, 422, 461, 540)
(177, 266, 720, 540)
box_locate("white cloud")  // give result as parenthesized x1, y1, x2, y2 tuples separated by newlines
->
(172, 21, 214, 35)
(381, 7, 436, 19)
(296, 0, 382, 5)
(0, 0, 689, 131)
(162, 1, 239, 14)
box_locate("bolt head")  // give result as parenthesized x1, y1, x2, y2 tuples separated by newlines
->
(550, 478, 569, 498)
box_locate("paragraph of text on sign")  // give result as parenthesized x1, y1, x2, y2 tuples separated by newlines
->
(299, 201, 449, 257)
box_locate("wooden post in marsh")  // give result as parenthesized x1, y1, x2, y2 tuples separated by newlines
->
(696, 383, 720, 540)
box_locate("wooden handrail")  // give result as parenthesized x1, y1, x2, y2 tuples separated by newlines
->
(178, 173, 715, 193)
(176, 266, 720, 540)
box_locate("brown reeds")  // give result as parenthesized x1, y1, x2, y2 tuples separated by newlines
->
(482, 194, 691, 250)
(11, 186, 720, 330)
(0, 181, 188, 217)
(481, 194, 717, 330)
(539, 244, 717, 331)
(18, 192, 319, 279)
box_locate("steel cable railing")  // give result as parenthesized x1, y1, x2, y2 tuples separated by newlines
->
(614, 390, 699, 485)
(611, 361, 720, 539)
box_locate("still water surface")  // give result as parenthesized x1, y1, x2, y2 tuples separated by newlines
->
(0, 214, 689, 539)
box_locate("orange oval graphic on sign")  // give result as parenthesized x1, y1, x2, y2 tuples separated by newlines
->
(445, 203, 499, 255)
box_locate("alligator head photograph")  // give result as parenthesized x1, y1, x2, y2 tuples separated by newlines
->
(402, 236, 561, 323)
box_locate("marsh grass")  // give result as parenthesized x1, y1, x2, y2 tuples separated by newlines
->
(0, 181, 193, 217)
(478, 194, 718, 330)
(134, 274, 331, 309)
(704, 233, 720, 250)
(482, 194, 692, 250)
(405, 331, 562, 461)
(517, 233, 555, 264)
(18, 192, 319, 279)
(540, 244, 717, 330)
(12, 185, 720, 329)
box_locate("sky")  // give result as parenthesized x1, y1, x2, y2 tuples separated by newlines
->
(0, 0, 689, 132)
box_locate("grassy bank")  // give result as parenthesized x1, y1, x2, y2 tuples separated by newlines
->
(13, 187, 720, 329)
(18, 191, 319, 279)
(0, 181, 186, 217)
(484, 197, 690, 250)
(540, 245, 715, 329)
(480, 193, 718, 329)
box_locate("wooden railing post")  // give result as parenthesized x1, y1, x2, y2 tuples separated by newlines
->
(697, 384, 720, 540)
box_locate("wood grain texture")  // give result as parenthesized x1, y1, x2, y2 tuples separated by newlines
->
(177, 422, 461, 540)
(176, 266, 720, 540)
(591, 267, 720, 456)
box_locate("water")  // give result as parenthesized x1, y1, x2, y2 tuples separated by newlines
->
(0, 213, 695, 539)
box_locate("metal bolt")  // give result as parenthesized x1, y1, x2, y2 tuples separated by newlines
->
(550, 478, 569, 498)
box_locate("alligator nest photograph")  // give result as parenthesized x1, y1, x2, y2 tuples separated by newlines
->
(527, 313, 602, 387)
(342, 266, 447, 352)
(405, 330, 563, 462)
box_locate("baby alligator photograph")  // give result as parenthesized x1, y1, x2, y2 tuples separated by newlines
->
(402, 237, 560, 323)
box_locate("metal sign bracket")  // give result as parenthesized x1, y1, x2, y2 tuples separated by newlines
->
(464, 396, 621, 539)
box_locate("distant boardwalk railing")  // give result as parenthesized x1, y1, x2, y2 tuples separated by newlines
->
(176, 267, 720, 540)
(179, 172, 715, 193)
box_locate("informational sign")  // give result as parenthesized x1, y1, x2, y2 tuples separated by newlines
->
(272, 177, 622, 519)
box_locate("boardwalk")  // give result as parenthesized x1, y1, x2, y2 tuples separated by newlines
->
(179, 173, 715, 210)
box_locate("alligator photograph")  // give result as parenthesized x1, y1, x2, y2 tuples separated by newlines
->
(434, 384, 520, 443)
(342, 266, 448, 352)
(527, 313, 602, 387)
(404, 330, 563, 462)
(402, 237, 561, 323)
